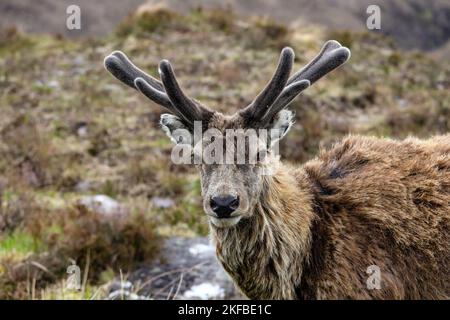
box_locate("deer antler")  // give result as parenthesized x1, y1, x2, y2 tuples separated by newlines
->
(242, 40, 350, 126)
(104, 51, 213, 127)
(241, 47, 295, 121)
(104, 41, 349, 128)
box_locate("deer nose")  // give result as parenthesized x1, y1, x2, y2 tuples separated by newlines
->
(210, 195, 239, 218)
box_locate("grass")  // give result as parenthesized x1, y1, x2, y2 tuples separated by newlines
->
(0, 6, 448, 299)
(0, 231, 45, 259)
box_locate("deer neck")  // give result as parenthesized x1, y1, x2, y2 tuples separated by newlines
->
(210, 164, 315, 299)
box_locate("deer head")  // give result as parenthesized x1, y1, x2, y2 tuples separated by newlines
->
(104, 40, 350, 228)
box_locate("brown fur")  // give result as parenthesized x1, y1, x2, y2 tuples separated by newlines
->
(211, 134, 450, 299)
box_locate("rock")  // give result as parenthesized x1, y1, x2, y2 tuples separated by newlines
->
(78, 194, 125, 217)
(76, 125, 88, 137)
(74, 180, 91, 192)
(107, 237, 245, 300)
(397, 98, 407, 109)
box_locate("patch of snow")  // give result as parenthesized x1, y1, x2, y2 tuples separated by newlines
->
(47, 80, 60, 89)
(79, 194, 124, 216)
(183, 282, 225, 300)
(108, 290, 148, 300)
(152, 197, 175, 209)
(189, 243, 214, 256)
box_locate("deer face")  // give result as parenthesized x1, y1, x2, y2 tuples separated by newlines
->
(158, 110, 295, 227)
(198, 153, 264, 228)
(104, 41, 350, 228)
(199, 160, 265, 228)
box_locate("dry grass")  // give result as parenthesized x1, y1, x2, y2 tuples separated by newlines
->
(0, 189, 160, 299)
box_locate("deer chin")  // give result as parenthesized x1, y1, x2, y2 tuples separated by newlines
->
(209, 215, 242, 228)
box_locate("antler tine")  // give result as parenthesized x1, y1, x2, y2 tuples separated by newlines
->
(261, 79, 310, 124)
(158, 60, 211, 124)
(241, 47, 294, 120)
(104, 53, 183, 117)
(104, 51, 164, 91)
(287, 40, 350, 86)
(133, 77, 185, 119)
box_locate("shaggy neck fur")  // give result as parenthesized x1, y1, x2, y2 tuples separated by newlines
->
(210, 164, 315, 299)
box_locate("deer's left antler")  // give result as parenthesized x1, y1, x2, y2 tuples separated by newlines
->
(242, 40, 351, 126)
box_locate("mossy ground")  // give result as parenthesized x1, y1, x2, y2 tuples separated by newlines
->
(0, 6, 449, 299)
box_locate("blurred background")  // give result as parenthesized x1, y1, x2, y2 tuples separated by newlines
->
(0, 0, 449, 299)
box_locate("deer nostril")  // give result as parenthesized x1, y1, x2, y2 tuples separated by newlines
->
(210, 195, 239, 218)
(229, 196, 239, 210)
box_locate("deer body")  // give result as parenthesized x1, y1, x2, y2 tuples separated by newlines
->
(104, 40, 449, 299)
(213, 135, 450, 299)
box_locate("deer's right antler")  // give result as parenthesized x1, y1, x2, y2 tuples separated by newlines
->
(104, 51, 213, 127)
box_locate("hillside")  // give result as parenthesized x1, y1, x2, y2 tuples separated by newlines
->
(1, 0, 450, 52)
(0, 6, 449, 299)
(145, 0, 450, 51)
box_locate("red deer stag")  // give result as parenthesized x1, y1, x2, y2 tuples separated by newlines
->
(104, 41, 449, 299)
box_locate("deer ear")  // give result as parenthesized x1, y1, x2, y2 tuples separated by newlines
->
(160, 114, 192, 145)
(267, 109, 295, 146)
